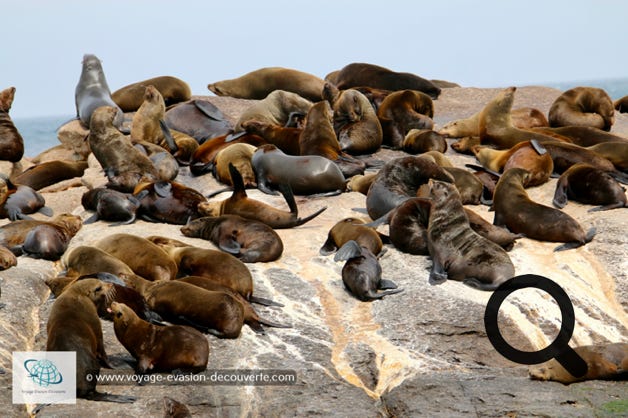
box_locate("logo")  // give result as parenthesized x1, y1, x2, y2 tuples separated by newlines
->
(24, 359, 63, 387)
(12, 351, 76, 404)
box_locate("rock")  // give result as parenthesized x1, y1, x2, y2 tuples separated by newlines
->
(56, 119, 91, 159)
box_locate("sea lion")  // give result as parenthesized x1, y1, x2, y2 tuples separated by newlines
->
(132, 140, 179, 181)
(615, 95, 628, 113)
(133, 180, 206, 224)
(376, 90, 434, 149)
(329, 88, 383, 155)
(189, 132, 266, 176)
(88, 106, 161, 192)
(130, 85, 178, 153)
(234, 90, 313, 132)
(62, 245, 141, 280)
(81, 187, 141, 225)
(0, 181, 51, 220)
(213, 143, 257, 187)
(46, 278, 134, 402)
(0, 244, 17, 270)
(299, 100, 343, 160)
(11, 160, 88, 191)
(164, 100, 233, 144)
(442, 166, 484, 204)
(425, 179, 515, 290)
(109, 301, 209, 374)
(163, 397, 192, 418)
(346, 173, 377, 195)
(365, 155, 454, 220)
(539, 141, 627, 182)
(548, 87, 615, 131)
(402, 129, 447, 154)
(334, 240, 403, 301)
(529, 342, 628, 384)
(384, 197, 431, 255)
(331, 62, 441, 99)
(530, 125, 628, 147)
(93, 233, 178, 281)
(178, 214, 283, 263)
(418, 151, 454, 167)
(75, 54, 124, 129)
(587, 141, 628, 172)
(352, 86, 392, 112)
(320, 217, 384, 256)
(493, 168, 596, 251)
(462, 207, 522, 251)
(553, 163, 627, 211)
(112, 75, 191, 112)
(440, 107, 549, 138)
(251, 144, 345, 195)
(241, 119, 301, 156)
(0, 86, 25, 162)
(199, 163, 326, 229)
(208, 67, 325, 101)
(0, 213, 80, 252)
(18, 214, 82, 260)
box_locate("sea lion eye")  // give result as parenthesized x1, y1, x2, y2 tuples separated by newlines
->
(94, 286, 102, 292)
(116, 312, 122, 318)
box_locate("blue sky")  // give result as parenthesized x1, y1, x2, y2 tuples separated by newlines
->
(4, 0, 628, 118)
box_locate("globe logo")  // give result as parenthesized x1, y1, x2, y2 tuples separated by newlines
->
(23, 359, 63, 387)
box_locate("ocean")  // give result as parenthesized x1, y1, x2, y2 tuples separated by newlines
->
(11, 78, 628, 159)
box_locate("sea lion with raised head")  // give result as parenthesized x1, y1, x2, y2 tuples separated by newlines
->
(376, 90, 434, 149)
(130, 85, 178, 154)
(548, 87, 615, 131)
(553, 163, 627, 211)
(0, 86, 25, 162)
(112, 75, 191, 112)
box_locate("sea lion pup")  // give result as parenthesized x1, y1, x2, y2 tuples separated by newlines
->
(0, 180, 52, 220)
(93, 233, 178, 281)
(132, 140, 179, 181)
(240, 119, 301, 156)
(548, 86, 615, 131)
(199, 164, 326, 229)
(108, 301, 209, 374)
(346, 172, 378, 195)
(0, 86, 25, 162)
(0, 213, 78, 251)
(0, 244, 17, 270)
(130, 85, 178, 153)
(366, 155, 454, 220)
(441, 166, 484, 205)
(189, 132, 266, 176)
(164, 99, 232, 143)
(402, 129, 447, 154)
(529, 342, 628, 384)
(208, 67, 326, 102)
(234, 90, 313, 133)
(319, 217, 385, 256)
(213, 143, 257, 187)
(425, 179, 514, 290)
(81, 187, 141, 225)
(163, 397, 192, 418)
(587, 141, 628, 172)
(251, 144, 345, 195)
(553, 163, 627, 211)
(11, 160, 88, 191)
(179, 214, 283, 263)
(440, 107, 549, 139)
(334, 240, 403, 302)
(75, 54, 124, 129)
(88, 106, 161, 192)
(615, 95, 628, 113)
(18, 214, 82, 260)
(327, 87, 383, 155)
(133, 180, 206, 224)
(376, 90, 434, 149)
(331, 62, 441, 99)
(46, 278, 135, 403)
(493, 168, 596, 251)
(112, 75, 191, 112)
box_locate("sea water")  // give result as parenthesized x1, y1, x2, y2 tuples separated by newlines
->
(11, 78, 628, 159)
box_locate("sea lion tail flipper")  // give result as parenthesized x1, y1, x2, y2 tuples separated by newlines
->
(206, 186, 233, 198)
(83, 213, 100, 225)
(609, 170, 628, 185)
(108, 215, 137, 227)
(364, 288, 404, 300)
(334, 240, 362, 262)
(305, 190, 343, 198)
(159, 119, 178, 153)
(465, 163, 502, 178)
(257, 316, 292, 329)
(95, 272, 127, 287)
(552, 177, 570, 208)
(553, 227, 596, 251)
(248, 295, 284, 307)
(247, 320, 266, 334)
(362, 211, 392, 228)
(228, 163, 248, 198)
(38, 206, 54, 217)
(588, 202, 625, 212)
(295, 206, 327, 227)
(319, 235, 338, 256)
(378, 279, 398, 290)
(193, 100, 224, 121)
(154, 181, 173, 198)
(530, 139, 547, 155)
(224, 131, 248, 142)
(218, 236, 241, 255)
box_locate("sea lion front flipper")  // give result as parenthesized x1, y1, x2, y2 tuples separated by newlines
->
(295, 206, 327, 227)
(552, 176, 570, 208)
(159, 119, 178, 153)
(218, 236, 241, 255)
(257, 316, 292, 329)
(319, 234, 339, 256)
(247, 320, 266, 335)
(465, 163, 502, 178)
(83, 213, 100, 224)
(228, 163, 248, 199)
(154, 181, 172, 198)
(378, 279, 398, 290)
(463, 278, 500, 291)
(38, 206, 53, 217)
(428, 258, 448, 285)
(334, 240, 362, 262)
(609, 170, 628, 185)
(588, 202, 625, 212)
(278, 183, 298, 214)
(193, 100, 224, 121)
(363, 212, 391, 228)
(248, 295, 284, 307)
(530, 139, 547, 155)
(224, 130, 247, 142)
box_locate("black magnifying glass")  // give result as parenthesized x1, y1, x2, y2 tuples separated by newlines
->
(484, 274, 588, 377)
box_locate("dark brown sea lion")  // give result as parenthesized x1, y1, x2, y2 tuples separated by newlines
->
(299, 100, 340, 158)
(0, 214, 81, 253)
(164, 100, 232, 143)
(319, 217, 384, 256)
(614, 95, 628, 113)
(329, 88, 383, 155)
(46, 278, 135, 403)
(234, 90, 312, 133)
(493, 168, 596, 251)
(189, 132, 266, 176)
(440, 107, 549, 139)
(352, 86, 392, 111)
(402, 129, 447, 154)
(133, 180, 206, 224)
(385, 198, 431, 255)
(425, 180, 514, 290)
(213, 143, 257, 187)
(0, 181, 51, 220)
(334, 240, 403, 301)
(553, 163, 627, 211)
(0, 86, 25, 162)
(208, 67, 326, 101)
(241, 119, 301, 156)
(19, 214, 82, 260)
(462, 207, 522, 251)
(11, 160, 88, 191)
(365, 155, 454, 220)
(132, 140, 179, 181)
(109, 301, 209, 374)
(81, 187, 141, 225)
(548, 87, 615, 131)
(251, 144, 345, 195)
(376, 90, 434, 149)
(179, 215, 283, 263)
(442, 166, 484, 205)
(112, 75, 191, 112)
(93, 233, 178, 281)
(75, 54, 124, 129)
(529, 342, 628, 384)
(332, 62, 441, 99)
(199, 163, 326, 229)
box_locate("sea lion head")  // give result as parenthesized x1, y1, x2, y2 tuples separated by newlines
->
(108, 301, 134, 327)
(80, 54, 106, 85)
(0, 87, 16, 112)
(89, 106, 118, 132)
(53, 213, 83, 236)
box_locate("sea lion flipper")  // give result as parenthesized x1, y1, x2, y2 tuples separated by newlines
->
(530, 139, 547, 155)
(228, 163, 248, 198)
(218, 236, 241, 255)
(378, 279, 398, 290)
(609, 170, 628, 185)
(248, 295, 284, 307)
(319, 235, 339, 256)
(159, 119, 178, 153)
(84, 213, 100, 224)
(193, 100, 224, 121)
(588, 202, 625, 212)
(38, 206, 54, 217)
(552, 177, 570, 208)
(465, 163, 501, 178)
(154, 181, 172, 198)
(429, 258, 448, 285)
(295, 206, 327, 227)
(257, 316, 292, 329)
(247, 321, 266, 334)
(278, 183, 298, 214)
(334, 240, 362, 262)
(224, 131, 247, 142)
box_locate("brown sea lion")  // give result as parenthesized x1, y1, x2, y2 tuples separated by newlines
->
(164, 100, 232, 143)
(81, 187, 141, 225)
(384, 197, 431, 255)
(0, 86, 25, 162)
(189, 132, 266, 176)
(319, 217, 384, 256)
(530, 125, 628, 147)
(19, 214, 82, 260)
(179, 215, 283, 263)
(548, 87, 615, 131)
(234, 90, 312, 133)
(329, 88, 383, 155)
(251, 144, 345, 195)
(553, 163, 627, 211)
(11, 160, 88, 191)
(109, 301, 209, 374)
(46, 278, 135, 402)
(425, 180, 515, 290)
(377, 90, 434, 149)
(442, 166, 484, 204)
(462, 207, 522, 251)
(213, 143, 257, 187)
(130, 85, 179, 158)
(112, 76, 191, 112)
(163, 397, 192, 418)
(493, 168, 595, 251)
(440, 107, 549, 139)
(0, 244, 17, 270)
(133, 180, 206, 224)
(402, 129, 447, 154)
(0, 181, 51, 220)
(61, 245, 138, 279)
(346, 173, 377, 195)
(587, 141, 628, 172)
(529, 342, 628, 384)
(614, 95, 628, 113)
(93, 233, 178, 281)
(241, 119, 301, 156)
(352, 86, 392, 112)
(418, 151, 454, 167)
(208, 67, 326, 102)
(132, 140, 179, 181)
(334, 240, 403, 301)
(331, 62, 441, 99)
(199, 163, 326, 229)
(0, 213, 79, 254)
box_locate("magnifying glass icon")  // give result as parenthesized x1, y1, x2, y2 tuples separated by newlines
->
(484, 274, 588, 378)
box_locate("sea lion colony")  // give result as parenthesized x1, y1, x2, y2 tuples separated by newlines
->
(1, 57, 627, 404)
